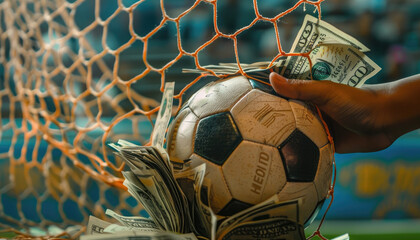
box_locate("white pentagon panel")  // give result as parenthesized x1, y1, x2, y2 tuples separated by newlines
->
(188, 76, 252, 118)
(230, 89, 296, 147)
(288, 100, 328, 147)
(222, 140, 287, 205)
(167, 107, 198, 165)
(276, 182, 318, 225)
(189, 154, 232, 213)
(314, 143, 333, 201)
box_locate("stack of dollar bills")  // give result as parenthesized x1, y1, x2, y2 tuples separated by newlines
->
(81, 14, 381, 240)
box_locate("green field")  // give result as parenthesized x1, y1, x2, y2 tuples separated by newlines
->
(308, 233, 420, 240)
(306, 219, 420, 240)
(0, 231, 17, 239)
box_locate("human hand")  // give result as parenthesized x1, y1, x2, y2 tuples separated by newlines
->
(269, 72, 394, 153)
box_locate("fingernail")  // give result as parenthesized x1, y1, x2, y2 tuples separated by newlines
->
(269, 72, 288, 85)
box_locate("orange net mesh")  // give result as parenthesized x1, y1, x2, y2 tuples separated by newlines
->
(0, 0, 329, 238)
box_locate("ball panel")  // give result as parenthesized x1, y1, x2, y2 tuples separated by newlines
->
(278, 129, 320, 182)
(276, 182, 318, 225)
(194, 112, 242, 166)
(167, 107, 198, 167)
(314, 143, 333, 201)
(230, 89, 296, 147)
(222, 141, 287, 205)
(218, 199, 254, 217)
(288, 100, 328, 148)
(189, 154, 232, 214)
(180, 76, 219, 109)
(188, 76, 252, 119)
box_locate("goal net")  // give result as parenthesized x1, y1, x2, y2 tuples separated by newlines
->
(0, 0, 325, 237)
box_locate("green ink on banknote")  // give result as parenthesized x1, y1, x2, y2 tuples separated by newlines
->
(312, 62, 331, 80)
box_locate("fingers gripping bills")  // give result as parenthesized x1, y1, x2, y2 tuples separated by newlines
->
(80, 15, 379, 240)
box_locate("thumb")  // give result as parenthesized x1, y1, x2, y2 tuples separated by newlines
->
(269, 72, 331, 106)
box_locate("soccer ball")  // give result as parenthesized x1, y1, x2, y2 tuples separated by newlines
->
(167, 75, 333, 227)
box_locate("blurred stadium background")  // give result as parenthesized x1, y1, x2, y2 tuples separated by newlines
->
(1, 0, 420, 239)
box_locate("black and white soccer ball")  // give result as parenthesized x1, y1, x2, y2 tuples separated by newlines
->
(167, 75, 333, 227)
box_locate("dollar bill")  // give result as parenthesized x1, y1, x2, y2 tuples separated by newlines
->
(220, 218, 305, 240)
(122, 171, 168, 230)
(80, 230, 199, 240)
(139, 175, 178, 231)
(103, 224, 131, 233)
(281, 14, 380, 87)
(105, 209, 160, 231)
(283, 42, 381, 87)
(86, 215, 112, 235)
(152, 81, 175, 152)
(217, 196, 302, 237)
(288, 14, 370, 53)
(86, 214, 159, 235)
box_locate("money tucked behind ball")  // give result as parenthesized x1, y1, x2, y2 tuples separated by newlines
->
(167, 75, 333, 227)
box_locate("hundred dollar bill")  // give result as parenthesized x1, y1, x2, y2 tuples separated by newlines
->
(86, 215, 112, 235)
(122, 171, 168, 230)
(103, 224, 130, 233)
(220, 217, 305, 240)
(139, 175, 178, 231)
(217, 196, 301, 237)
(283, 42, 381, 87)
(85, 214, 160, 235)
(80, 230, 199, 240)
(105, 209, 160, 231)
(152, 81, 175, 152)
(287, 14, 370, 55)
(281, 14, 380, 87)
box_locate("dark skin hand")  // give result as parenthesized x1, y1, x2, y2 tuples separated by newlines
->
(269, 72, 420, 154)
